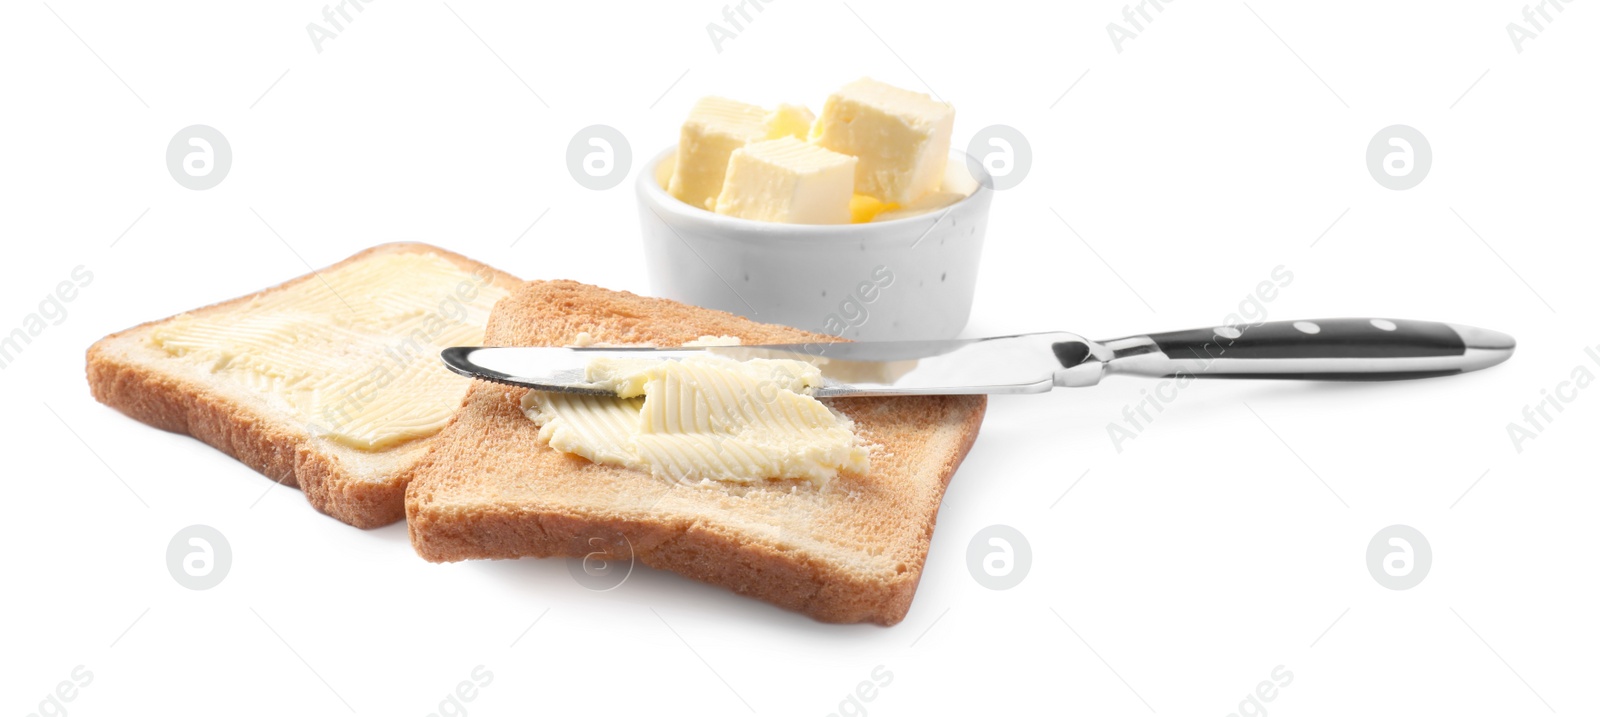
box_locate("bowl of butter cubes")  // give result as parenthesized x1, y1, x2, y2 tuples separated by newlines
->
(637, 77, 992, 341)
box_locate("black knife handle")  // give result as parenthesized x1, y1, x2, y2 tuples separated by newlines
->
(1105, 318, 1515, 381)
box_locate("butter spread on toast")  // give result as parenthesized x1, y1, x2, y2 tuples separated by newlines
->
(148, 252, 507, 451)
(521, 349, 868, 487)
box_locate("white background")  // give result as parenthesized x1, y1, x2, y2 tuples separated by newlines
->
(3, 1, 1596, 715)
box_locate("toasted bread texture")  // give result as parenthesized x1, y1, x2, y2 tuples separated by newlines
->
(86, 242, 521, 528)
(405, 281, 986, 624)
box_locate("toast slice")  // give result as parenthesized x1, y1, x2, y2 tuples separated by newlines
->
(405, 280, 987, 624)
(87, 242, 521, 528)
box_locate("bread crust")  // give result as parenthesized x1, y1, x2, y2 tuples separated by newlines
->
(85, 242, 522, 528)
(405, 280, 986, 624)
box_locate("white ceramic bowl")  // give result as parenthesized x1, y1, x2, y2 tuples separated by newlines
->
(636, 147, 992, 341)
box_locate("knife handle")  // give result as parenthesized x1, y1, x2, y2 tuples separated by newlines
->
(1101, 318, 1514, 381)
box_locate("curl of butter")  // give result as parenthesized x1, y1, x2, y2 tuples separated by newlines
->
(521, 351, 869, 488)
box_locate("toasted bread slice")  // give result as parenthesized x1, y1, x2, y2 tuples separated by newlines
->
(405, 280, 986, 624)
(86, 242, 521, 528)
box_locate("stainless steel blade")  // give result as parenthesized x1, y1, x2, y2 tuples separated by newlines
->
(442, 320, 1517, 397)
(439, 334, 1087, 397)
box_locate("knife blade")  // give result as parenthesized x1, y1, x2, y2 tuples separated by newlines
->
(440, 318, 1515, 398)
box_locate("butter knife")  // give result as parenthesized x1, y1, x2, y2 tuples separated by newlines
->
(441, 318, 1514, 398)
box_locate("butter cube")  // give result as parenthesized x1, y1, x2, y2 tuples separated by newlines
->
(812, 78, 955, 204)
(764, 103, 815, 140)
(668, 97, 769, 210)
(714, 138, 856, 224)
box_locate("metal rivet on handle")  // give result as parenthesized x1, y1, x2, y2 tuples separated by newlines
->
(1293, 321, 1321, 334)
(1370, 319, 1398, 331)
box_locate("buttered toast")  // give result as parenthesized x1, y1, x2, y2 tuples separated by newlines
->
(405, 280, 986, 624)
(86, 243, 521, 527)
